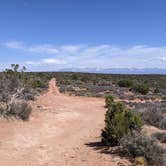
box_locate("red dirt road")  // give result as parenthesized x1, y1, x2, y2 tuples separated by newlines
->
(0, 79, 131, 166)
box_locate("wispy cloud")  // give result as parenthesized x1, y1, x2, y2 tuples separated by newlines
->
(26, 58, 66, 65)
(3, 41, 24, 49)
(161, 57, 166, 61)
(2, 41, 166, 70)
(3, 41, 59, 54)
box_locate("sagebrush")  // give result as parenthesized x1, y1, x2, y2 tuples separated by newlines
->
(120, 131, 166, 166)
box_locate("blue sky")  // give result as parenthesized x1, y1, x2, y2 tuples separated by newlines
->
(0, 0, 166, 71)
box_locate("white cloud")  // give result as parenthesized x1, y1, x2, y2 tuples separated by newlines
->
(29, 45, 59, 54)
(25, 58, 66, 65)
(3, 41, 24, 49)
(25, 61, 40, 65)
(41, 58, 66, 64)
(2, 41, 166, 70)
(3, 41, 59, 55)
(60, 45, 83, 53)
(161, 57, 166, 61)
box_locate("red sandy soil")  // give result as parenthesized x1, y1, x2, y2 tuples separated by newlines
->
(0, 79, 131, 166)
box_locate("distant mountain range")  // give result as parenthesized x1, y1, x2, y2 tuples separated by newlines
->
(59, 68, 166, 74)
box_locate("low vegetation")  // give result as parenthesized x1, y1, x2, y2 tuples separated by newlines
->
(101, 99, 143, 146)
(118, 79, 133, 88)
(105, 95, 114, 107)
(14, 72, 165, 99)
(152, 132, 166, 143)
(0, 64, 165, 165)
(118, 79, 149, 95)
(120, 131, 166, 166)
(132, 83, 149, 95)
(0, 64, 34, 120)
(140, 105, 166, 130)
(102, 94, 166, 166)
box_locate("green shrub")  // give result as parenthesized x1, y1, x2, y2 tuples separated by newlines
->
(71, 74, 78, 80)
(132, 83, 149, 95)
(118, 79, 133, 87)
(101, 102, 143, 146)
(105, 95, 114, 107)
(120, 131, 166, 166)
(30, 79, 46, 89)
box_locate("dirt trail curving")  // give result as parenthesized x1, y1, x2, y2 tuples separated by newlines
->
(0, 78, 131, 166)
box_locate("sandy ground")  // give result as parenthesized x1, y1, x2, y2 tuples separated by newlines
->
(0, 79, 131, 166)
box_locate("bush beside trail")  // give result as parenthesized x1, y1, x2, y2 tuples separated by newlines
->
(105, 95, 114, 108)
(120, 131, 166, 166)
(101, 95, 166, 166)
(101, 99, 143, 146)
(0, 64, 33, 120)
